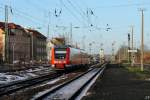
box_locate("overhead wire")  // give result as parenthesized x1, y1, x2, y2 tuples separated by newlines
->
(24, 0, 47, 12)
(66, 0, 99, 28)
(65, 0, 87, 25)
(1, 1, 150, 32)
(0, 5, 4, 11)
(95, 2, 150, 9)
(65, 0, 99, 32)
(14, 9, 46, 26)
(2, 5, 47, 28)
(24, 0, 49, 22)
(59, 0, 84, 25)
(70, 0, 86, 15)
(13, 10, 46, 27)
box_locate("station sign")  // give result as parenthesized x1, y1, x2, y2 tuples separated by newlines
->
(99, 49, 104, 58)
(128, 50, 137, 53)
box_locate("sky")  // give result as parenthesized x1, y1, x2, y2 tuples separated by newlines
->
(0, 0, 150, 54)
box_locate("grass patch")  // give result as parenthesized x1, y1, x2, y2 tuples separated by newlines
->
(123, 64, 150, 79)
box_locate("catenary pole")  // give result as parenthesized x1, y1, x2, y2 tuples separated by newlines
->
(5, 5, 9, 63)
(141, 9, 144, 71)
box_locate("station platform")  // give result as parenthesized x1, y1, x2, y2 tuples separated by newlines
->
(82, 64, 150, 100)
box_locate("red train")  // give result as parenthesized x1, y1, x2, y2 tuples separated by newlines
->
(50, 45, 90, 70)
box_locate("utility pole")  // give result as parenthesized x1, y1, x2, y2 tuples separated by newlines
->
(123, 42, 126, 60)
(131, 26, 134, 53)
(89, 43, 92, 55)
(89, 43, 92, 64)
(118, 46, 121, 65)
(82, 35, 86, 50)
(32, 32, 34, 62)
(47, 11, 51, 39)
(128, 33, 131, 63)
(29, 31, 34, 64)
(131, 26, 134, 66)
(140, 9, 144, 71)
(5, 5, 9, 63)
(100, 43, 104, 64)
(47, 11, 51, 63)
(12, 43, 15, 64)
(47, 25, 50, 39)
(112, 42, 115, 63)
(70, 23, 72, 45)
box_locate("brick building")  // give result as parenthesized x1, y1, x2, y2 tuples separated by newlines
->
(27, 29, 47, 63)
(0, 22, 47, 64)
(0, 28, 5, 63)
(0, 22, 31, 63)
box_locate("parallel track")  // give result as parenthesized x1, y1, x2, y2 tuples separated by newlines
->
(0, 72, 61, 96)
(33, 63, 107, 100)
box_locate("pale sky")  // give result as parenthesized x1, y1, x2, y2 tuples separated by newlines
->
(0, 0, 150, 54)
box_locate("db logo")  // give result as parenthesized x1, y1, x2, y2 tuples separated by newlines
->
(58, 61, 62, 63)
(63, 61, 66, 63)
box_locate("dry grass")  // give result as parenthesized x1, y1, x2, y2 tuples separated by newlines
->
(124, 65, 150, 80)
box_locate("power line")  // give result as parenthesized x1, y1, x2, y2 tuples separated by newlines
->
(14, 9, 46, 25)
(95, 2, 150, 9)
(70, 0, 94, 27)
(65, 0, 94, 27)
(70, 0, 86, 16)
(0, 4, 47, 28)
(13, 11, 45, 27)
(66, 1, 101, 30)
(24, 0, 47, 12)
(59, 0, 83, 24)
(24, 0, 49, 23)
(65, 0, 87, 25)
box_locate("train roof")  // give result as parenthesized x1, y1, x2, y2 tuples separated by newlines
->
(54, 45, 84, 51)
(54, 45, 71, 48)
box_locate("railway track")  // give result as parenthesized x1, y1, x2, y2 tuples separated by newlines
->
(0, 71, 62, 96)
(33, 63, 107, 100)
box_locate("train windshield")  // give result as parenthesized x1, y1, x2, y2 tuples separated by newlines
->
(55, 48, 66, 59)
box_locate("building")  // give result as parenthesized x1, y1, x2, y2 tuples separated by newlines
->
(99, 48, 104, 63)
(115, 46, 141, 63)
(46, 39, 54, 63)
(47, 37, 66, 63)
(0, 22, 31, 63)
(0, 28, 5, 63)
(51, 37, 66, 46)
(0, 22, 47, 64)
(27, 29, 47, 63)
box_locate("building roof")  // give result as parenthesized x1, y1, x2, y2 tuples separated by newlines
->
(0, 22, 23, 30)
(27, 29, 47, 39)
(51, 37, 65, 45)
(0, 22, 46, 39)
(0, 21, 30, 36)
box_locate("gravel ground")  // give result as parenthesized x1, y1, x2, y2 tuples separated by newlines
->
(0, 64, 50, 72)
(82, 64, 150, 100)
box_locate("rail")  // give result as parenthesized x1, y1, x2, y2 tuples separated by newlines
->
(33, 63, 107, 100)
(0, 72, 61, 96)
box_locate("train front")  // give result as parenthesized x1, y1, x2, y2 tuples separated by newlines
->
(51, 46, 69, 70)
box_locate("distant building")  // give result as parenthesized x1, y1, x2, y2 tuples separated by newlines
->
(51, 37, 66, 46)
(46, 40, 54, 63)
(99, 49, 104, 63)
(46, 37, 67, 63)
(115, 46, 141, 63)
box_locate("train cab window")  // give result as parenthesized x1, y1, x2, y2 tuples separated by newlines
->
(55, 49, 66, 59)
